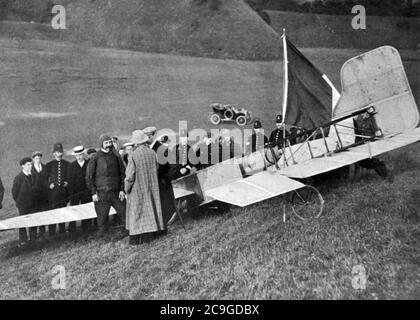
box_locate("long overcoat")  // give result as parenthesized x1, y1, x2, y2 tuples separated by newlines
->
(125, 144, 164, 235)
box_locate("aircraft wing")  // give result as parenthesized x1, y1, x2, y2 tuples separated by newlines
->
(204, 170, 305, 207)
(0, 202, 116, 231)
(280, 128, 420, 179)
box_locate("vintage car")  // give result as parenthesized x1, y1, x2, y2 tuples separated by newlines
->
(209, 103, 252, 126)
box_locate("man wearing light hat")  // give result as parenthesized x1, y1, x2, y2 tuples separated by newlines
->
(45, 142, 70, 235)
(86, 134, 126, 236)
(246, 119, 268, 154)
(121, 142, 134, 167)
(12, 157, 37, 244)
(68, 145, 92, 232)
(125, 130, 165, 245)
(269, 114, 290, 147)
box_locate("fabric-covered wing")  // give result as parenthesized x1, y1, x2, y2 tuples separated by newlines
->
(205, 171, 305, 207)
(0, 203, 116, 231)
(280, 128, 420, 179)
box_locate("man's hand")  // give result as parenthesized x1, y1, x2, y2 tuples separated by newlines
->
(119, 191, 125, 201)
(92, 194, 99, 202)
(180, 168, 187, 175)
(49, 183, 55, 190)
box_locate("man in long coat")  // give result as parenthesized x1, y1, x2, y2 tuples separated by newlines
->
(31, 151, 48, 237)
(125, 130, 165, 245)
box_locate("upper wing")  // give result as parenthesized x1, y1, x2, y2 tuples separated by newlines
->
(280, 128, 420, 179)
(0, 202, 116, 231)
(205, 170, 305, 207)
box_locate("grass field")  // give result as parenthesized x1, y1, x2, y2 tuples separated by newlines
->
(0, 38, 419, 299)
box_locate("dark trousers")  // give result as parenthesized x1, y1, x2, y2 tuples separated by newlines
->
(49, 186, 69, 235)
(94, 190, 126, 234)
(33, 198, 49, 237)
(69, 194, 92, 231)
(18, 208, 37, 242)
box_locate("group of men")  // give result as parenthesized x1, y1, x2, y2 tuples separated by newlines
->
(6, 114, 298, 246)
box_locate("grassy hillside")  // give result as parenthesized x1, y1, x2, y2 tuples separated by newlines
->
(266, 10, 420, 50)
(0, 39, 419, 299)
(0, 0, 283, 61)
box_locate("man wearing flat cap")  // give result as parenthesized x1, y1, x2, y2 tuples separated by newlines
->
(86, 134, 126, 235)
(246, 120, 268, 154)
(31, 151, 48, 237)
(12, 157, 37, 244)
(45, 142, 70, 235)
(68, 146, 92, 232)
(125, 130, 165, 245)
(269, 114, 290, 147)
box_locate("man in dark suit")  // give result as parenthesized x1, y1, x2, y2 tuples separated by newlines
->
(45, 142, 70, 235)
(269, 114, 291, 148)
(68, 146, 92, 232)
(31, 151, 48, 237)
(167, 129, 195, 181)
(12, 157, 37, 244)
(246, 120, 268, 154)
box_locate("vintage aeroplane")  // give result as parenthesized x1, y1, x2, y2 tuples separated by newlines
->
(171, 32, 420, 222)
(0, 32, 419, 232)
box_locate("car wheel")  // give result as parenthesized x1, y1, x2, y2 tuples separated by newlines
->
(236, 115, 247, 126)
(210, 113, 221, 125)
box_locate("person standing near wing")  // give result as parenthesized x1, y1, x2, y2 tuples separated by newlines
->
(125, 130, 165, 245)
(269, 115, 290, 147)
(246, 120, 268, 154)
(12, 157, 37, 244)
(31, 151, 48, 237)
(86, 134, 126, 236)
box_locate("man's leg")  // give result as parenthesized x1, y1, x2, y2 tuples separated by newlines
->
(94, 191, 111, 235)
(110, 191, 126, 227)
(18, 209, 28, 243)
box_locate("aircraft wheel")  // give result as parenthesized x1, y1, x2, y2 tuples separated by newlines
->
(288, 185, 324, 220)
(236, 115, 247, 126)
(210, 113, 221, 125)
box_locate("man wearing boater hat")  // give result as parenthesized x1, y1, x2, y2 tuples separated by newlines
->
(45, 142, 70, 235)
(68, 145, 92, 232)
(86, 134, 126, 236)
(269, 114, 291, 147)
(246, 119, 268, 154)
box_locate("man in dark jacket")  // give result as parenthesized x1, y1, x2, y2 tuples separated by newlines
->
(12, 157, 37, 244)
(45, 142, 70, 235)
(246, 120, 268, 154)
(0, 176, 4, 210)
(86, 134, 126, 235)
(31, 151, 48, 237)
(269, 115, 291, 148)
(167, 129, 195, 181)
(68, 146, 92, 232)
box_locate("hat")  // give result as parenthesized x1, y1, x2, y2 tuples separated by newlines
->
(31, 151, 42, 158)
(53, 142, 64, 153)
(19, 157, 33, 166)
(253, 120, 262, 129)
(86, 148, 97, 155)
(99, 134, 112, 146)
(123, 142, 134, 149)
(276, 114, 283, 124)
(130, 130, 148, 145)
(72, 145, 85, 155)
(143, 126, 157, 135)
